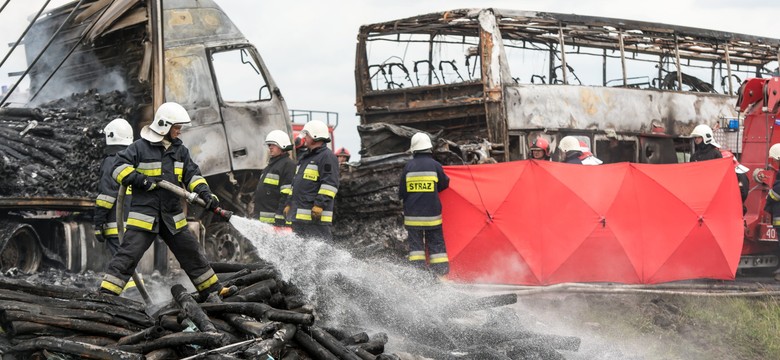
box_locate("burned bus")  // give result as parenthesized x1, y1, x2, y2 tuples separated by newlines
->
(354, 9, 780, 163)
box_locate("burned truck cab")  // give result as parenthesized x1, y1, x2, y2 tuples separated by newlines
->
(0, 0, 292, 271)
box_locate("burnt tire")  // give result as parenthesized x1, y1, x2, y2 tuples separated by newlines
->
(0, 222, 42, 274)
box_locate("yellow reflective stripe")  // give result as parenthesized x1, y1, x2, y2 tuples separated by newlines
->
(404, 216, 443, 227)
(174, 162, 184, 182)
(172, 213, 187, 230)
(127, 218, 153, 230)
(94, 229, 102, 236)
(318, 184, 338, 198)
(409, 251, 426, 261)
(100, 281, 123, 295)
(115, 165, 135, 183)
(125, 186, 132, 195)
(137, 168, 162, 176)
(127, 212, 155, 231)
(195, 274, 219, 291)
(771, 190, 780, 201)
(263, 177, 280, 186)
(96, 199, 113, 209)
(259, 211, 276, 223)
(321, 216, 332, 223)
(296, 209, 312, 221)
(103, 227, 119, 236)
(188, 176, 207, 192)
(280, 187, 292, 195)
(429, 253, 449, 264)
(406, 175, 438, 182)
(303, 166, 319, 181)
(773, 218, 780, 226)
(124, 280, 136, 290)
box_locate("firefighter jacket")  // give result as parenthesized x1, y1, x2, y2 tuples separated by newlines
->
(563, 151, 584, 164)
(399, 153, 450, 230)
(289, 145, 339, 225)
(767, 177, 780, 226)
(253, 153, 295, 225)
(94, 145, 130, 238)
(691, 143, 722, 162)
(112, 137, 212, 234)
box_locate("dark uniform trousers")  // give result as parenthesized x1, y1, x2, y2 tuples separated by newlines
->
(407, 227, 449, 275)
(104, 226, 219, 295)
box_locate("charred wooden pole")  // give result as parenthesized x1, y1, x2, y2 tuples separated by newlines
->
(200, 302, 314, 325)
(10, 336, 143, 360)
(116, 325, 167, 346)
(0, 309, 134, 338)
(244, 323, 298, 358)
(171, 284, 218, 333)
(308, 327, 363, 360)
(224, 269, 280, 287)
(294, 330, 339, 360)
(145, 348, 178, 360)
(220, 313, 275, 337)
(0, 278, 146, 313)
(117, 331, 226, 354)
(346, 345, 380, 360)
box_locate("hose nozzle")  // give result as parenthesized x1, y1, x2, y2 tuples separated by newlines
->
(214, 207, 233, 221)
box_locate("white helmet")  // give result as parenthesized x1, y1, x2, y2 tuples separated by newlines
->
(104, 118, 133, 146)
(558, 136, 580, 153)
(409, 132, 433, 152)
(690, 124, 720, 147)
(301, 120, 330, 142)
(141, 102, 191, 142)
(770, 143, 780, 160)
(265, 130, 292, 150)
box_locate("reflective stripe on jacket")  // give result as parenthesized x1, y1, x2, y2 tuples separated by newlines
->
(253, 154, 295, 224)
(113, 137, 209, 234)
(399, 153, 449, 229)
(94, 147, 131, 237)
(288, 145, 339, 225)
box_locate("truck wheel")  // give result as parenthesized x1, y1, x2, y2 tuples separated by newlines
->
(204, 222, 257, 263)
(0, 223, 42, 273)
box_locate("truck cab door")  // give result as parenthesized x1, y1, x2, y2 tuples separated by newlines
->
(208, 46, 291, 173)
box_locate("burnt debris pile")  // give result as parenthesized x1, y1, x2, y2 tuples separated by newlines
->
(334, 153, 410, 258)
(0, 89, 135, 198)
(0, 262, 414, 359)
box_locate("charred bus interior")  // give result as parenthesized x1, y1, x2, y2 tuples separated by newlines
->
(355, 9, 780, 163)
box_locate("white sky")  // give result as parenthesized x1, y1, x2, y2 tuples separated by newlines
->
(1, 0, 778, 158)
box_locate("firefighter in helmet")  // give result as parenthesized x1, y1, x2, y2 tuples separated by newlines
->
(94, 118, 134, 256)
(578, 140, 603, 165)
(285, 120, 339, 241)
(100, 102, 233, 299)
(253, 130, 295, 227)
(529, 137, 551, 161)
(335, 147, 351, 165)
(690, 124, 722, 162)
(558, 136, 583, 164)
(400, 132, 451, 278)
(767, 144, 780, 280)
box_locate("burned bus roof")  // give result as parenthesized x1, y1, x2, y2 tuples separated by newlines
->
(359, 8, 780, 66)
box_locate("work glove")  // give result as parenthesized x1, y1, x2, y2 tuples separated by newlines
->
(311, 205, 324, 221)
(200, 192, 219, 211)
(283, 205, 291, 217)
(136, 175, 159, 192)
(93, 225, 105, 243)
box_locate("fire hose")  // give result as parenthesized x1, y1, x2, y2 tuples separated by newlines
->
(115, 180, 233, 306)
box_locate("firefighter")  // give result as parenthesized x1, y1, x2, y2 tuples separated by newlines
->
(100, 102, 232, 299)
(285, 120, 339, 241)
(721, 150, 750, 211)
(400, 132, 451, 278)
(94, 118, 134, 255)
(689, 124, 722, 162)
(335, 147, 351, 165)
(529, 137, 551, 161)
(558, 136, 583, 164)
(253, 130, 295, 226)
(767, 144, 780, 280)
(578, 140, 603, 165)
